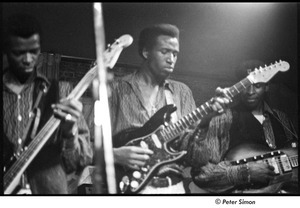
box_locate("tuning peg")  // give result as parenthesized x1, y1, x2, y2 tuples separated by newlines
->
(114, 39, 120, 44)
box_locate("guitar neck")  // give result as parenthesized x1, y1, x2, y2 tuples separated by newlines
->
(161, 77, 252, 142)
(67, 65, 97, 100)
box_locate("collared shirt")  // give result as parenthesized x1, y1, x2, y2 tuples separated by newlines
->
(109, 71, 196, 144)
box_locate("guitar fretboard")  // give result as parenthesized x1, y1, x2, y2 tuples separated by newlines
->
(159, 77, 252, 142)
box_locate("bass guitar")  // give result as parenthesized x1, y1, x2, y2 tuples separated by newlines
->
(225, 143, 298, 193)
(115, 61, 290, 194)
(4, 34, 133, 194)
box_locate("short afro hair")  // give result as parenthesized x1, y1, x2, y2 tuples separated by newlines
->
(3, 13, 42, 52)
(138, 23, 179, 59)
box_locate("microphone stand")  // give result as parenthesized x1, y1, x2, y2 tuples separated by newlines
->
(92, 3, 117, 194)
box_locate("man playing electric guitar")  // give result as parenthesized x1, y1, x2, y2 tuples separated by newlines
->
(191, 60, 298, 194)
(110, 24, 232, 194)
(3, 13, 93, 194)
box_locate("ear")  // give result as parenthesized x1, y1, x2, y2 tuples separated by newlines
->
(142, 49, 148, 59)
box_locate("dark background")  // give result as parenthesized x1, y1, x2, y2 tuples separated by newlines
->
(2, 2, 298, 92)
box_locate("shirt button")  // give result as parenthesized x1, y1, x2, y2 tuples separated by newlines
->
(18, 138, 22, 144)
(18, 95, 21, 99)
(18, 115, 22, 121)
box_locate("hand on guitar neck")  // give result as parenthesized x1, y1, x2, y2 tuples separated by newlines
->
(246, 162, 277, 188)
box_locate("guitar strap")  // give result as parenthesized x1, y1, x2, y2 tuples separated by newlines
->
(30, 81, 49, 140)
(19, 80, 49, 151)
(164, 88, 178, 123)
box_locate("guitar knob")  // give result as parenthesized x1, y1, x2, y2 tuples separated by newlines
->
(133, 171, 142, 179)
(130, 180, 139, 189)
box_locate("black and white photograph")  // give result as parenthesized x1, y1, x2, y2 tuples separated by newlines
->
(1, 2, 299, 206)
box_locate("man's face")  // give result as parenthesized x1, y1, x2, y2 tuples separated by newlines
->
(240, 83, 267, 110)
(6, 34, 41, 77)
(145, 35, 179, 80)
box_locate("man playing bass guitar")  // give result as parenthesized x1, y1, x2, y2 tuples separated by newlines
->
(3, 13, 93, 194)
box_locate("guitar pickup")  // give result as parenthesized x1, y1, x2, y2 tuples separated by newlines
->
(279, 155, 292, 172)
(151, 134, 162, 149)
(140, 141, 149, 149)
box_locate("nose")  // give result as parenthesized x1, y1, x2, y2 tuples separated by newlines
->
(23, 53, 34, 65)
(246, 85, 255, 94)
(166, 53, 175, 65)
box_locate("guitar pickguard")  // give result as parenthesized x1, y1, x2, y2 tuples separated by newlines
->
(115, 105, 186, 194)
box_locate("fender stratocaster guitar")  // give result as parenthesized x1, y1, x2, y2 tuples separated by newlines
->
(225, 143, 298, 193)
(114, 61, 290, 194)
(4, 35, 133, 194)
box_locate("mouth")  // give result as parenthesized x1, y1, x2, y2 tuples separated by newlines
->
(246, 98, 257, 103)
(23, 67, 35, 72)
(164, 67, 174, 72)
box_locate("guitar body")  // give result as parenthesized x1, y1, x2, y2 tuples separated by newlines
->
(114, 105, 187, 194)
(225, 143, 298, 193)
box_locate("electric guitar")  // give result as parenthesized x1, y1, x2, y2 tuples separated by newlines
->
(3, 34, 133, 194)
(224, 143, 298, 193)
(114, 60, 290, 194)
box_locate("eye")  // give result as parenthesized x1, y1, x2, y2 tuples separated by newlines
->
(11, 50, 23, 56)
(30, 49, 40, 55)
(161, 49, 168, 54)
(254, 83, 263, 88)
(173, 52, 178, 58)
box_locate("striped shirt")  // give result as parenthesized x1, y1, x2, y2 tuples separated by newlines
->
(3, 69, 93, 175)
(109, 71, 197, 143)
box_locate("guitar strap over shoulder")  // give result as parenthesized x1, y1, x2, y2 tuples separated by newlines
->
(164, 88, 178, 123)
(30, 81, 49, 140)
(21, 80, 50, 149)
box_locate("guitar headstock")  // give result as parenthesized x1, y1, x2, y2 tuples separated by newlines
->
(247, 60, 290, 84)
(104, 34, 133, 69)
